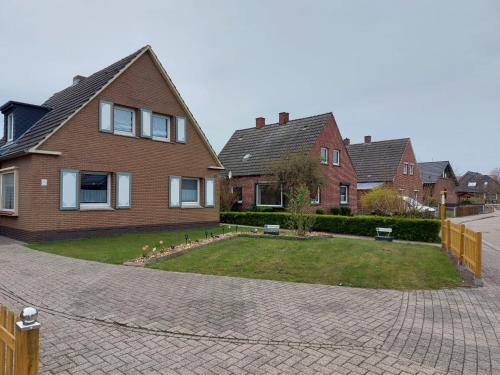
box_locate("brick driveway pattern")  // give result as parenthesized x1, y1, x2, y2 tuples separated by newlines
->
(1, 236, 500, 374)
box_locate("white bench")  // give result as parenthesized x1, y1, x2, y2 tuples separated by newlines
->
(264, 224, 280, 235)
(375, 227, 393, 241)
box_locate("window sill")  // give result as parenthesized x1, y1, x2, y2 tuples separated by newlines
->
(0, 210, 17, 217)
(152, 136, 171, 143)
(80, 206, 114, 211)
(333, 163, 340, 167)
(113, 131, 137, 138)
(181, 204, 203, 209)
(320, 162, 328, 165)
(256, 205, 283, 208)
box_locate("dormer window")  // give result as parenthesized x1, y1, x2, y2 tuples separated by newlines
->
(6, 113, 14, 142)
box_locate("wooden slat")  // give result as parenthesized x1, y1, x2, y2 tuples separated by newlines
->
(0, 325, 15, 351)
(0, 305, 5, 375)
(5, 310, 14, 375)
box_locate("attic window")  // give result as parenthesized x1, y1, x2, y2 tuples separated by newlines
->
(468, 182, 477, 187)
(243, 154, 251, 162)
(238, 137, 243, 141)
(6, 113, 14, 142)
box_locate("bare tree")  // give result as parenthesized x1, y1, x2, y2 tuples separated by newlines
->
(220, 176, 238, 211)
(490, 168, 500, 183)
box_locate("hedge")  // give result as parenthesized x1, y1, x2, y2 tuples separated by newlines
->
(220, 212, 441, 243)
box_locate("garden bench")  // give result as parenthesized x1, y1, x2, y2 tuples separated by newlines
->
(375, 227, 393, 241)
(264, 224, 280, 235)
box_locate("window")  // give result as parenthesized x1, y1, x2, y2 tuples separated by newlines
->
(140, 109, 152, 138)
(332, 149, 340, 166)
(152, 114, 170, 141)
(60, 169, 79, 210)
(340, 185, 349, 204)
(233, 186, 243, 204)
(409, 164, 414, 175)
(114, 107, 135, 136)
(181, 178, 199, 207)
(6, 113, 14, 142)
(205, 178, 215, 208)
(116, 173, 132, 209)
(176, 117, 186, 143)
(311, 187, 320, 205)
(80, 173, 110, 209)
(468, 181, 477, 187)
(403, 163, 409, 175)
(320, 147, 328, 164)
(0, 172, 16, 212)
(256, 183, 283, 207)
(99, 101, 113, 132)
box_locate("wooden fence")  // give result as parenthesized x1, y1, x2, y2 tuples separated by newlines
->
(441, 220, 482, 280)
(455, 205, 481, 217)
(0, 305, 40, 375)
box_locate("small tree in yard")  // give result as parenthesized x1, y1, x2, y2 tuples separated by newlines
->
(361, 187, 406, 216)
(220, 177, 238, 211)
(490, 168, 500, 183)
(287, 184, 316, 236)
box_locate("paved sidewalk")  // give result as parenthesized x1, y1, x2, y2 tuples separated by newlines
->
(1, 237, 500, 374)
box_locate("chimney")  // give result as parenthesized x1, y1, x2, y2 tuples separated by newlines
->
(343, 138, 350, 146)
(256, 117, 265, 129)
(72, 75, 86, 85)
(364, 135, 372, 144)
(279, 112, 289, 125)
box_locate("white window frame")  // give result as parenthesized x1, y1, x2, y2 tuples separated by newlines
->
(6, 113, 14, 142)
(311, 187, 321, 205)
(409, 164, 414, 175)
(0, 168, 18, 214)
(205, 178, 215, 208)
(340, 185, 349, 204)
(332, 149, 340, 166)
(116, 172, 132, 209)
(79, 172, 111, 210)
(181, 178, 200, 208)
(403, 162, 409, 175)
(113, 106, 136, 137)
(176, 116, 187, 143)
(320, 147, 328, 164)
(256, 183, 283, 207)
(152, 113, 171, 142)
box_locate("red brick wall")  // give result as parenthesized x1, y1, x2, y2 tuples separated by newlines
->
(392, 141, 423, 201)
(0, 51, 220, 240)
(228, 114, 358, 214)
(423, 179, 458, 205)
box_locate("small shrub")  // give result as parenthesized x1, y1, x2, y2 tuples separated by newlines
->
(315, 208, 325, 215)
(330, 207, 341, 215)
(287, 185, 315, 236)
(339, 206, 352, 216)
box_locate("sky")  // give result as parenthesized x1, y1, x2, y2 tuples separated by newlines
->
(0, 0, 498, 175)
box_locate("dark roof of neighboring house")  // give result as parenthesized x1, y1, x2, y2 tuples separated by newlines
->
(418, 161, 457, 184)
(456, 171, 500, 194)
(346, 138, 410, 182)
(0, 46, 147, 159)
(218, 113, 332, 176)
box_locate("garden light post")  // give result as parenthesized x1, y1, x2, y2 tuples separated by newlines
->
(439, 191, 447, 221)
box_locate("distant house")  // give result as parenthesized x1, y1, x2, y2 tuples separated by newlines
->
(346, 137, 423, 211)
(418, 161, 458, 205)
(456, 171, 500, 203)
(0, 46, 223, 242)
(218, 112, 358, 213)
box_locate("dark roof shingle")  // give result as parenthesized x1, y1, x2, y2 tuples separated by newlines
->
(457, 171, 500, 194)
(418, 161, 455, 184)
(0, 46, 147, 159)
(218, 113, 331, 176)
(346, 138, 409, 182)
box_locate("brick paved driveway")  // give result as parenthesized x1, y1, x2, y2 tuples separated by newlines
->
(1, 228, 500, 373)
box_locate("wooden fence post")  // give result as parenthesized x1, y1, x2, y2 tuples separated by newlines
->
(446, 220, 452, 251)
(459, 224, 465, 264)
(14, 307, 40, 375)
(475, 231, 482, 281)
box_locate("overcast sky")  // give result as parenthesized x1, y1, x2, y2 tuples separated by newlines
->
(1, 0, 498, 174)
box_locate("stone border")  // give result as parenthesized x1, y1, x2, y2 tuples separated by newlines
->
(123, 231, 336, 267)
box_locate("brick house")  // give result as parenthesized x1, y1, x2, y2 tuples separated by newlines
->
(0, 45, 223, 242)
(418, 161, 458, 205)
(346, 137, 423, 211)
(456, 171, 500, 203)
(218, 112, 358, 213)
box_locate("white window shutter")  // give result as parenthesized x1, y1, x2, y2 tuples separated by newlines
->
(176, 117, 186, 143)
(116, 173, 132, 208)
(99, 101, 113, 132)
(205, 178, 215, 207)
(140, 109, 152, 138)
(169, 176, 181, 208)
(60, 169, 79, 210)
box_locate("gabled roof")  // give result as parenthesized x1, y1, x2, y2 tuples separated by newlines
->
(346, 138, 410, 182)
(0, 46, 223, 167)
(418, 161, 457, 184)
(456, 171, 500, 194)
(218, 113, 332, 176)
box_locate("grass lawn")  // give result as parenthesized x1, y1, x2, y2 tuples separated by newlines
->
(148, 237, 461, 290)
(28, 226, 250, 264)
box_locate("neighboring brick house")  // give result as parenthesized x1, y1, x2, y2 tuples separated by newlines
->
(456, 171, 500, 203)
(0, 45, 223, 242)
(418, 161, 458, 205)
(218, 112, 358, 213)
(346, 137, 423, 211)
